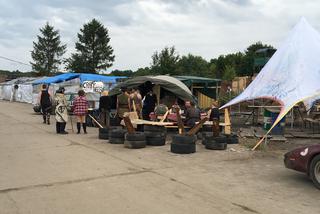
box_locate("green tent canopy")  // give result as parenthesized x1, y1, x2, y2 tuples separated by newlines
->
(175, 76, 221, 99)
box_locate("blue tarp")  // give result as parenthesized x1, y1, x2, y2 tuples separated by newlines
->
(32, 73, 126, 85)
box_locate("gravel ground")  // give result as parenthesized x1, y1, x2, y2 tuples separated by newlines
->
(0, 101, 319, 214)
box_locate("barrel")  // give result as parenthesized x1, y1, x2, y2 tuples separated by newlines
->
(270, 112, 286, 135)
(263, 109, 272, 130)
(264, 107, 286, 135)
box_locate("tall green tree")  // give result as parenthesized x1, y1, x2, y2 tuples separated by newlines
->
(109, 69, 133, 77)
(222, 65, 236, 81)
(242, 41, 276, 76)
(151, 46, 179, 75)
(67, 19, 115, 73)
(176, 54, 209, 76)
(30, 23, 66, 76)
(134, 67, 152, 76)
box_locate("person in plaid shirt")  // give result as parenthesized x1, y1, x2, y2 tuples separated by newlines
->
(73, 90, 89, 134)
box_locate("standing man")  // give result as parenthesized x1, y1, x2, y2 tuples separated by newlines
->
(99, 90, 111, 127)
(117, 87, 130, 123)
(39, 84, 52, 124)
(142, 90, 157, 120)
(10, 84, 18, 102)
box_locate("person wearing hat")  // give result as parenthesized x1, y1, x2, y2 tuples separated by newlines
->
(54, 87, 68, 134)
(99, 90, 111, 127)
(116, 86, 130, 123)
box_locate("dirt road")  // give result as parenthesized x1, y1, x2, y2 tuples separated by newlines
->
(0, 101, 319, 214)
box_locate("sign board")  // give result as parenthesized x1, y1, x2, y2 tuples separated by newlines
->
(82, 81, 104, 93)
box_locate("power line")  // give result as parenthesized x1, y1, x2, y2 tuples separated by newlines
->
(0, 55, 32, 67)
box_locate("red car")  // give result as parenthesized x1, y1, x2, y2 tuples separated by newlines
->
(284, 144, 320, 189)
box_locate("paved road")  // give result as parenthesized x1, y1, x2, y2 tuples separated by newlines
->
(0, 101, 319, 214)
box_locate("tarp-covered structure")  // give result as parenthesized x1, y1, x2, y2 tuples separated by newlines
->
(175, 75, 221, 99)
(32, 73, 125, 85)
(109, 75, 195, 102)
(222, 17, 320, 149)
(0, 77, 46, 103)
(32, 73, 126, 107)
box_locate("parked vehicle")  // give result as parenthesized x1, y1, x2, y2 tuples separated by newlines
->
(284, 144, 320, 189)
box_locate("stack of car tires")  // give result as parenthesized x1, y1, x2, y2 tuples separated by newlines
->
(170, 134, 196, 154)
(124, 132, 146, 149)
(223, 133, 239, 144)
(203, 135, 227, 150)
(109, 128, 126, 144)
(98, 128, 109, 140)
(143, 125, 167, 146)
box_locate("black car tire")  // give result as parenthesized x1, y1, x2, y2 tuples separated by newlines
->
(109, 137, 124, 144)
(146, 136, 166, 146)
(125, 132, 146, 141)
(205, 135, 227, 144)
(144, 125, 166, 133)
(201, 138, 208, 145)
(171, 142, 196, 154)
(225, 134, 239, 144)
(124, 140, 146, 149)
(99, 133, 109, 140)
(205, 140, 227, 150)
(171, 134, 196, 144)
(144, 131, 166, 138)
(202, 132, 213, 138)
(309, 154, 320, 190)
(99, 128, 109, 134)
(109, 129, 126, 138)
(201, 125, 212, 132)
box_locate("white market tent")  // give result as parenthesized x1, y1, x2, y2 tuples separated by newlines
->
(0, 77, 46, 103)
(222, 17, 320, 149)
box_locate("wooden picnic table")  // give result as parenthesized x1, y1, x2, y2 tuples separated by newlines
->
(121, 118, 174, 127)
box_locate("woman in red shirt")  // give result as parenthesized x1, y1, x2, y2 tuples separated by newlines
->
(73, 90, 89, 134)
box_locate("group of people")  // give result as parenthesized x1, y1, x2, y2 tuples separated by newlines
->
(39, 84, 89, 135)
(38, 84, 221, 134)
(115, 87, 157, 121)
(97, 86, 158, 127)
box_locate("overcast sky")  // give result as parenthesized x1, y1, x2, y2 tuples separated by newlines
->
(0, 0, 319, 73)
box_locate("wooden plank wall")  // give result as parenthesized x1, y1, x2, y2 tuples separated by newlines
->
(198, 91, 213, 109)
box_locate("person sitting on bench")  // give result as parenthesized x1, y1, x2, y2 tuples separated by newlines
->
(185, 101, 200, 127)
(208, 100, 220, 121)
(154, 100, 168, 121)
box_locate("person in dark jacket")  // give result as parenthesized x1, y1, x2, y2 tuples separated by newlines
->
(209, 101, 220, 121)
(39, 84, 52, 125)
(142, 90, 157, 120)
(99, 90, 111, 127)
(185, 101, 201, 127)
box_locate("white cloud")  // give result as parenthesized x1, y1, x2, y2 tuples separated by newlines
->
(0, 0, 320, 72)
